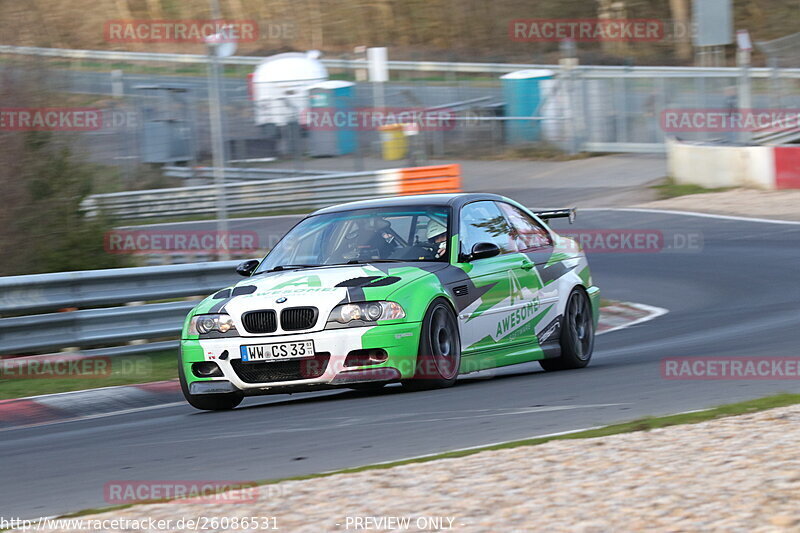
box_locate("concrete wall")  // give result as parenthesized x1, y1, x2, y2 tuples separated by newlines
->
(667, 138, 800, 190)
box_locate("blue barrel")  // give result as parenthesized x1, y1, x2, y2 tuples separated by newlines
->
(308, 80, 356, 156)
(500, 69, 555, 144)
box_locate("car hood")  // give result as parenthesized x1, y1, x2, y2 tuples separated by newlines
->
(192, 263, 448, 335)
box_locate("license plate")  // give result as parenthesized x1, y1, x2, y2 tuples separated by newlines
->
(240, 340, 315, 362)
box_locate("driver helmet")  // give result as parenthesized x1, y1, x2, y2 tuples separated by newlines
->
(426, 218, 447, 241)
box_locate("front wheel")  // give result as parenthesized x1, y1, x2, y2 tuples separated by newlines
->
(539, 288, 594, 372)
(403, 299, 461, 391)
(179, 359, 243, 411)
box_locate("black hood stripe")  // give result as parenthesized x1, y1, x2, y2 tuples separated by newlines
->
(208, 285, 257, 314)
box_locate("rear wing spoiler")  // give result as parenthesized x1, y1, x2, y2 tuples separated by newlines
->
(532, 208, 577, 224)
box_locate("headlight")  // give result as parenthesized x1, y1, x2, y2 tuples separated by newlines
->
(189, 314, 236, 335)
(327, 301, 405, 326)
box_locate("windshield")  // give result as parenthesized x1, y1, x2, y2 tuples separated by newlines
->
(256, 206, 451, 273)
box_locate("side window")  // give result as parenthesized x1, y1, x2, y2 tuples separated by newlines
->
(459, 201, 518, 256)
(497, 203, 553, 251)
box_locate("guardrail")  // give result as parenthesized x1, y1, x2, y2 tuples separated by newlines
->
(3, 45, 800, 78)
(163, 166, 339, 181)
(83, 164, 462, 220)
(0, 301, 197, 353)
(0, 261, 241, 355)
(0, 261, 240, 315)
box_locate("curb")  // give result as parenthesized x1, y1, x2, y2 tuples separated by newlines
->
(0, 380, 182, 431)
(597, 301, 668, 335)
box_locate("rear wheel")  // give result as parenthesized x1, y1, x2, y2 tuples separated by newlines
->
(539, 288, 594, 372)
(403, 299, 461, 391)
(179, 358, 243, 411)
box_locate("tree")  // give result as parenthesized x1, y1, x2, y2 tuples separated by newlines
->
(0, 62, 127, 276)
(0, 132, 128, 276)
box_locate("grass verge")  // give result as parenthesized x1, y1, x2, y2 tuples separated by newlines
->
(0, 351, 177, 401)
(452, 143, 596, 162)
(652, 177, 734, 200)
(52, 391, 800, 520)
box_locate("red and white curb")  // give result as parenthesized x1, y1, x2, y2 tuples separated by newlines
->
(597, 301, 669, 335)
(0, 380, 182, 431)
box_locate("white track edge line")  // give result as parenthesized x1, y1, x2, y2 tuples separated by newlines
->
(20, 381, 178, 402)
(582, 207, 800, 225)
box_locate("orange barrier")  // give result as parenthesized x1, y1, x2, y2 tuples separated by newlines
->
(397, 164, 462, 196)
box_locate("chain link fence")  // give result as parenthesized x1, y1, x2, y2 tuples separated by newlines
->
(2, 46, 799, 181)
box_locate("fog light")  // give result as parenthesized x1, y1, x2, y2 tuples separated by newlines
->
(192, 362, 224, 378)
(369, 349, 388, 363)
(344, 349, 388, 367)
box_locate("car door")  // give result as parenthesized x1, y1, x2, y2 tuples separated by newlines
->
(496, 202, 562, 345)
(454, 200, 532, 354)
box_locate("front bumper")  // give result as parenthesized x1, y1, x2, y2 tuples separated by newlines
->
(181, 323, 421, 395)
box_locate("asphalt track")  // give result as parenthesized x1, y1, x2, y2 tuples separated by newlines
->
(2, 209, 800, 519)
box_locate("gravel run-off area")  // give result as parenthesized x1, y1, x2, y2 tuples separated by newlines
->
(31, 404, 800, 533)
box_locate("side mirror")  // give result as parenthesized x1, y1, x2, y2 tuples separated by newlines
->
(467, 242, 501, 261)
(236, 259, 260, 277)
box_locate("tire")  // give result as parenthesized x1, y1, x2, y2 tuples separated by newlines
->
(179, 357, 244, 411)
(539, 287, 594, 372)
(403, 298, 461, 391)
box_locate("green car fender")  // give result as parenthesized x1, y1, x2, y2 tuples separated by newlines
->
(357, 266, 456, 379)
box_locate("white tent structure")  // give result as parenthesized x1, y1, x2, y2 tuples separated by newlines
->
(252, 51, 329, 127)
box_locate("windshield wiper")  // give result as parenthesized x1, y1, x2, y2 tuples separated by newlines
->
(342, 259, 401, 265)
(323, 259, 401, 267)
(265, 264, 319, 272)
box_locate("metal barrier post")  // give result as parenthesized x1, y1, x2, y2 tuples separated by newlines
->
(737, 45, 753, 144)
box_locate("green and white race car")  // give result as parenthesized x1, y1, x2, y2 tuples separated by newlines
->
(179, 193, 600, 410)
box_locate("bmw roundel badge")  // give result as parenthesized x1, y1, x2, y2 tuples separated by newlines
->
(275, 297, 288, 304)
